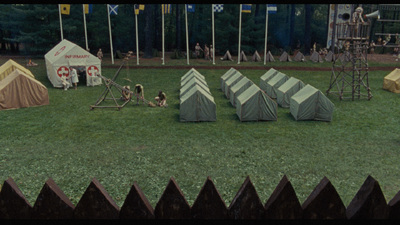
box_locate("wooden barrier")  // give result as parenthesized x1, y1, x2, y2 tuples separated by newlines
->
(0, 175, 399, 219)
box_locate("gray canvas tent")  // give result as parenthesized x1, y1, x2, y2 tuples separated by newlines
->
(325, 51, 334, 62)
(252, 50, 261, 62)
(229, 76, 253, 107)
(294, 52, 306, 62)
(180, 76, 211, 98)
(181, 72, 207, 88)
(240, 51, 248, 62)
(181, 68, 204, 83)
(279, 51, 292, 62)
(224, 72, 244, 98)
(260, 68, 279, 92)
(290, 84, 334, 122)
(220, 68, 238, 90)
(236, 84, 277, 121)
(265, 51, 275, 62)
(339, 52, 351, 62)
(221, 50, 234, 61)
(310, 51, 324, 63)
(180, 84, 216, 122)
(276, 77, 305, 108)
(265, 72, 289, 99)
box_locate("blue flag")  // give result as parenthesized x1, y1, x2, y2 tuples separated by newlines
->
(267, 4, 277, 14)
(241, 4, 252, 13)
(187, 4, 195, 12)
(213, 4, 223, 12)
(109, 4, 118, 15)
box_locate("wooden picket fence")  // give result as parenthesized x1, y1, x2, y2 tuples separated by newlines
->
(0, 175, 399, 219)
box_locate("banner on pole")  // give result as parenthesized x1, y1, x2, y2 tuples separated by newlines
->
(187, 4, 195, 12)
(162, 4, 171, 14)
(242, 4, 252, 13)
(267, 4, 277, 14)
(61, 4, 70, 15)
(84, 4, 93, 14)
(213, 4, 224, 12)
(109, 5, 118, 15)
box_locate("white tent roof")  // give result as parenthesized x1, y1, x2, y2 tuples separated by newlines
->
(45, 39, 100, 66)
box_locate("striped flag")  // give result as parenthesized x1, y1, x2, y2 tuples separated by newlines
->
(60, 4, 70, 15)
(187, 4, 195, 12)
(84, 4, 93, 14)
(213, 4, 223, 12)
(162, 4, 171, 14)
(135, 4, 145, 15)
(267, 4, 277, 14)
(109, 4, 118, 15)
(241, 4, 252, 13)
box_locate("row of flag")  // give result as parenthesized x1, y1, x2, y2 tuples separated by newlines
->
(60, 4, 145, 15)
(60, 4, 278, 15)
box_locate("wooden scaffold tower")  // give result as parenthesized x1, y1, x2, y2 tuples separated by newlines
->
(327, 15, 373, 100)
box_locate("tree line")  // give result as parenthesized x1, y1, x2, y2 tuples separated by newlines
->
(0, 4, 393, 57)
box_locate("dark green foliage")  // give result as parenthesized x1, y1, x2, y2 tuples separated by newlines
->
(5, 4, 391, 57)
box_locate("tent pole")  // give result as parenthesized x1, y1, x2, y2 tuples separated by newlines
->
(135, 13, 139, 65)
(212, 4, 215, 65)
(58, 4, 63, 40)
(107, 4, 114, 65)
(162, 5, 165, 65)
(185, 4, 189, 65)
(83, 5, 89, 51)
(264, 6, 269, 65)
(238, 4, 242, 64)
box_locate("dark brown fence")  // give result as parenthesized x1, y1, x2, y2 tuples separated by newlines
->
(0, 175, 399, 219)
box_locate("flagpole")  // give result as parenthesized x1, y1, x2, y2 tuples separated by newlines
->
(185, 4, 189, 65)
(58, 4, 63, 40)
(162, 5, 165, 65)
(238, 4, 242, 64)
(107, 4, 114, 64)
(264, 6, 269, 65)
(83, 5, 89, 50)
(212, 4, 215, 65)
(135, 12, 139, 65)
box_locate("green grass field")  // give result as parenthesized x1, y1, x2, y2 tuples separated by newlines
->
(1, 57, 400, 208)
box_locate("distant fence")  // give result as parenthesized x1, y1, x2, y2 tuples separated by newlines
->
(0, 175, 399, 219)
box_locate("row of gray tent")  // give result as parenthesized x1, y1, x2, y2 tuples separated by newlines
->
(221, 68, 278, 122)
(260, 68, 335, 122)
(277, 51, 336, 63)
(179, 68, 216, 122)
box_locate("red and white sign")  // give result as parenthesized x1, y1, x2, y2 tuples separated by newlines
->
(54, 46, 66, 57)
(57, 66, 69, 77)
(87, 66, 99, 76)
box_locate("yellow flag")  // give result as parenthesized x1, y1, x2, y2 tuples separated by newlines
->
(134, 4, 145, 15)
(60, 4, 70, 15)
(84, 4, 90, 14)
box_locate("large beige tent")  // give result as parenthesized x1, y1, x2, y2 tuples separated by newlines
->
(45, 39, 102, 88)
(0, 69, 49, 110)
(383, 68, 400, 93)
(0, 59, 34, 82)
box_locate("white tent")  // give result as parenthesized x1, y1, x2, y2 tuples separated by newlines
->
(44, 39, 102, 88)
